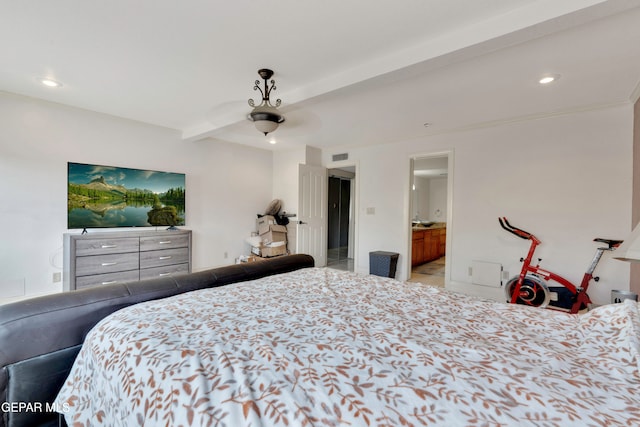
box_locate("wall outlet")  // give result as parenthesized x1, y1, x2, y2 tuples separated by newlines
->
(366, 207, 375, 215)
(53, 272, 62, 283)
(224, 251, 228, 259)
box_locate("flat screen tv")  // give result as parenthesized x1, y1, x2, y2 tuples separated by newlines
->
(67, 162, 186, 229)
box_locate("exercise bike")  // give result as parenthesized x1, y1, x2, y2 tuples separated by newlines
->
(499, 217, 622, 313)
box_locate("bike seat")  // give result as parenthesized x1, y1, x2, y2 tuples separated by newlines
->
(594, 238, 624, 248)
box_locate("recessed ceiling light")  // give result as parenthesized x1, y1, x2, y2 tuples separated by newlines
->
(268, 138, 277, 145)
(40, 78, 63, 88)
(423, 122, 432, 128)
(539, 74, 560, 85)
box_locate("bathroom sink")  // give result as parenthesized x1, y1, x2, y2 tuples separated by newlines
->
(412, 221, 435, 228)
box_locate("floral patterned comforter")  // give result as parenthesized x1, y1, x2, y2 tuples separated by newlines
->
(55, 268, 640, 426)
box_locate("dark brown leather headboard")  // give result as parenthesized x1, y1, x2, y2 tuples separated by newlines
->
(0, 254, 314, 427)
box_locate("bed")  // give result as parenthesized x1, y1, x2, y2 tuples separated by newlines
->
(53, 267, 640, 426)
(0, 254, 315, 427)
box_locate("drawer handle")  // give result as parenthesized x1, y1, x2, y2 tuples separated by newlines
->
(158, 256, 172, 260)
(101, 262, 117, 266)
(101, 280, 118, 285)
(101, 244, 117, 249)
(158, 241, 172, 245)
(158, 272, 171, 277)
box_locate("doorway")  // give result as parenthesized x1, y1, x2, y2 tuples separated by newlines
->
(409, 154, 451, 287)
(327, 168, 355, 271)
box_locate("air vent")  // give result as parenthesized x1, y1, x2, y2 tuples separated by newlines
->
(332, 153, 348, 162)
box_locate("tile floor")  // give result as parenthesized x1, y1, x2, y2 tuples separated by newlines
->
(409, 257, 445, 287)
(327, 246, 354, 272)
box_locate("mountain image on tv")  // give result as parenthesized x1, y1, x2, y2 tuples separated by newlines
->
(67, 162, 186, 229)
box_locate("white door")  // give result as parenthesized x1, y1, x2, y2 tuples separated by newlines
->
(298, 164, 327, 266)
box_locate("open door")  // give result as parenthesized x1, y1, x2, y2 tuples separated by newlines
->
(298, 164, 328, 266)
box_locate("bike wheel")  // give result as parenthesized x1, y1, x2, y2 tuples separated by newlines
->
(505, 275, 551, 308)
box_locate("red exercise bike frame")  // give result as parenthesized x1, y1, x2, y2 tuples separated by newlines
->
(499, 217, 622, 314)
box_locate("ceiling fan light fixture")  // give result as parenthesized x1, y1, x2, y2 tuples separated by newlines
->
(247, 68, 285, 136)
(247, 104, 284, 135)
(252, 113, 280, 135)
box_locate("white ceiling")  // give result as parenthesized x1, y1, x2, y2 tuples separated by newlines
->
(2, 0, 640, 151)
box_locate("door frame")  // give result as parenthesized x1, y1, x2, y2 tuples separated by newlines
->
(406, 150, 454, 286)
(325, 159, 359, 273)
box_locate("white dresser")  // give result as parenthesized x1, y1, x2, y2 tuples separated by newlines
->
(63, 229, 192, 291)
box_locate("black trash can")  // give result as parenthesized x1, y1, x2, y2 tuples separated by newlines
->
(369, 251, 399, 278)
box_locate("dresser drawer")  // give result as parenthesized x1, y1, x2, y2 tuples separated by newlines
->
(64, 230, 192, 291)
(140, 263, 190, 281)
(140, 248, 189, 269)
(75, 253, 139, 276)
(140, 234, 189, 251)
(75, 237, 139, 256)
(76, 270, 140, 290)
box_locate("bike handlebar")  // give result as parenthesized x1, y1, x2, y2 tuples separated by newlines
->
(498, 217, 533, 240)
(500, 217, 623, 249)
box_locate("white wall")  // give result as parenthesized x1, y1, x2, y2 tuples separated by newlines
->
(428, 177, 447, 222)
(412, 176, 447, 222)
(411, 176, 430, 220)
(272, 147, 305, 215)
(322, 104, 633, 305)
(0, 92, 273, 303)
(271, 145, 324, 214)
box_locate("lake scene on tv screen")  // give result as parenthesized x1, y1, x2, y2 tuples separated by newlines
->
(68, 162, 185, 228)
